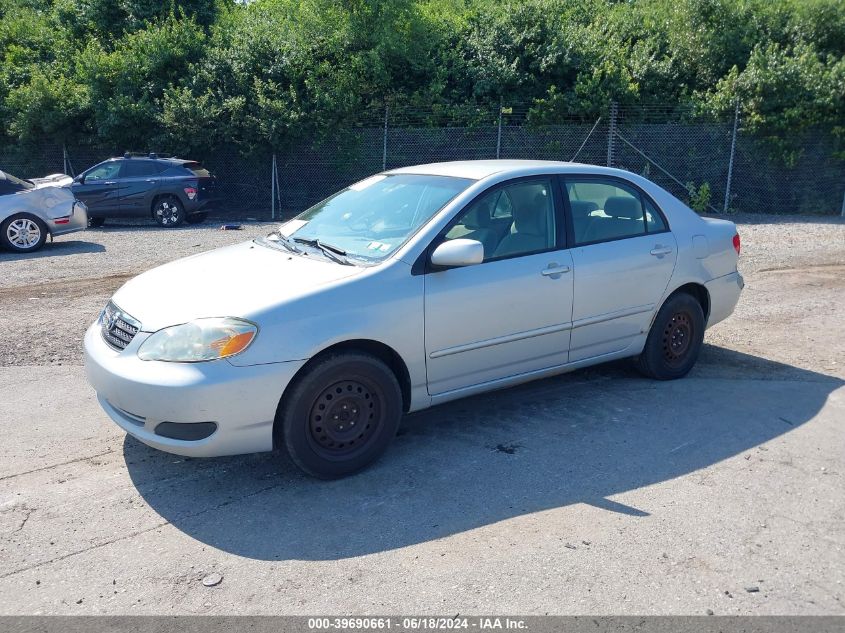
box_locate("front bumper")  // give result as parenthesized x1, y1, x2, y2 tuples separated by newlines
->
(48, 200, 87, 237)
(84, 322, 306, 457)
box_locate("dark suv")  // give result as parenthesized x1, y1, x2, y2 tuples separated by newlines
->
(71, 154, 218, 227)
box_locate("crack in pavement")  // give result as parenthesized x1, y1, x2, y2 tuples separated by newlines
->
(0, 479, 289, 580)
(0, 449, 115, 483)
(13, 507, 34, 533)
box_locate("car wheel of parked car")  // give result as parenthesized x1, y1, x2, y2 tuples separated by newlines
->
(278, 352, 403, 479)
(88, 217, 105, 228)
(185, 212, 207, 224)
(1, 213, 48, 253)
(153, 196, 185, 227)
(636, 292, 705, 380)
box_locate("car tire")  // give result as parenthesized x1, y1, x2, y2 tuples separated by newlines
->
(185, 212, 208, 225)
(278, 352, 403, 479)
(636, 292, 705, 380)
(1, 213, 48, 253)
(153, 196, 185, 227)
(88, 217, 106, 228)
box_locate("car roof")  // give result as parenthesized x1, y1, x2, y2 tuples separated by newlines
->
(386, 159, 607, 180)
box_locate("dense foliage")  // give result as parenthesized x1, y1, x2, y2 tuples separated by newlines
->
(1, 0, 843, 156)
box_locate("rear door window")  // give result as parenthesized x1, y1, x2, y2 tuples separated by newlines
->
(120, 161, 161, 178)
(566, 178, 667, 245)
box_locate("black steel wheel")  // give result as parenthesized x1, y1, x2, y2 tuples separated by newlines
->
(153, 196, 185, 227)
(278, 352, 402, 478)
(636, 292, 705, 380)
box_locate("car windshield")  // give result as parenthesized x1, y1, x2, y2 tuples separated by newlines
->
(1, 171, 34, 190)
(282, 174, 474, 263)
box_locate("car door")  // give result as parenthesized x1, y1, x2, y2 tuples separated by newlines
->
(563, 176, 677, 362)
(118, 160, 162, 215)
(72, 160, 123, 214)
(424, 177, 574, 396)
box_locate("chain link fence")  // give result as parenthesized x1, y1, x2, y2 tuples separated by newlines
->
(1, 103, 843, 220)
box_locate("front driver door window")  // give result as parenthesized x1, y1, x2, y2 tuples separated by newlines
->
(424, 178, 575, 397)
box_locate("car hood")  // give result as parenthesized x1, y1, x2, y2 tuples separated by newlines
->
(111, 240, 363, 332)
(29, 174, 73, 188)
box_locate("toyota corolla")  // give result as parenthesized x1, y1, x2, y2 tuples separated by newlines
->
(84, 160, 743, 478)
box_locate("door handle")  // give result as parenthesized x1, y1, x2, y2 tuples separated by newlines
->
(650, 246, 673, 257)
(145, 179, 156, 183)
(541, 263, 571, 278)
(103, 181, 117, 185)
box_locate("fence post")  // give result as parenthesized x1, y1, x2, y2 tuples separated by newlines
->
(271, 153, 276, 220)
(723, 101, 740, 214)
(607, 101, 618, 167)
(841, 191, 845, 217)
(63, 143, 68, 175)
(382, 104, 389, 171)
(496, 98, 503, 159)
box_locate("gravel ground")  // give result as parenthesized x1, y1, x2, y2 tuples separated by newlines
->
(0, 213, 844, 615)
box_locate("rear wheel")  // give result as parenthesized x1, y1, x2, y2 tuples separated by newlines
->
(1, 214, 47, 253)
(636, 292, 705, 380)
(278, 352, 402, 479)
(185, 212, 207, 225)
(153, 196, 185, 227)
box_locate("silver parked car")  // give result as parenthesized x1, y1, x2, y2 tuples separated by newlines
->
(0, 170, 87, 253)
(84, 160, 743, 478)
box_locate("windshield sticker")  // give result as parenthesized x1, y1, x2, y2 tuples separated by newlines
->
(349, 174, 387, 191)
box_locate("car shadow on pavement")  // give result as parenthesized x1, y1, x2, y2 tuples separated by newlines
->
(0, 239, 104, 261)
(124, 345, 843, 561)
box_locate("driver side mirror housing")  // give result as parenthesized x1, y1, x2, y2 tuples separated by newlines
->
(430, 239, 484, 268)
(73, 174, 84, 184)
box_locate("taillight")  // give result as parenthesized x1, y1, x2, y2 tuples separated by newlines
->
(732, 233, 741, 256)
(184, 187, 197, 200)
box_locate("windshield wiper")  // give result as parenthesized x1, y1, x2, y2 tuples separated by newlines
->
(293, 237, 353, 265)
(266, 230, 301, 253)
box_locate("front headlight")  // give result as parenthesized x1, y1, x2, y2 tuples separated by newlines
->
(137, 317, 257, 362)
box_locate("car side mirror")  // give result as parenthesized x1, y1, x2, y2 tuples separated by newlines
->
(73, 174, 84, 184)
(430, 239, 484, 268)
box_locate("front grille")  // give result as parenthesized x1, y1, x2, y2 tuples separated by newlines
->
(101, 301, 141, 351)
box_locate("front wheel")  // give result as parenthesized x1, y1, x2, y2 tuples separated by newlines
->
(1, 214, 47, 253)
(636, 292, 705, 380)
(88, 217, 106, 228)
(278, 353, 402, 479)
(153, 196, 185, 227)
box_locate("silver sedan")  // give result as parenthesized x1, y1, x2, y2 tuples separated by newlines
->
(0, 171, 87, 253)
(84, 160, 743, 478)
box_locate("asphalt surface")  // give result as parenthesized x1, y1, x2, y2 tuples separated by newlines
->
(0, 216, 843, 614)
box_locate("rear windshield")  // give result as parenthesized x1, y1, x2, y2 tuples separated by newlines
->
(183, 162, 211, 178)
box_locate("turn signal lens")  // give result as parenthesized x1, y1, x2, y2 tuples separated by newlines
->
(732, 233, 741, 256)
(138, 318, 257, 362)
